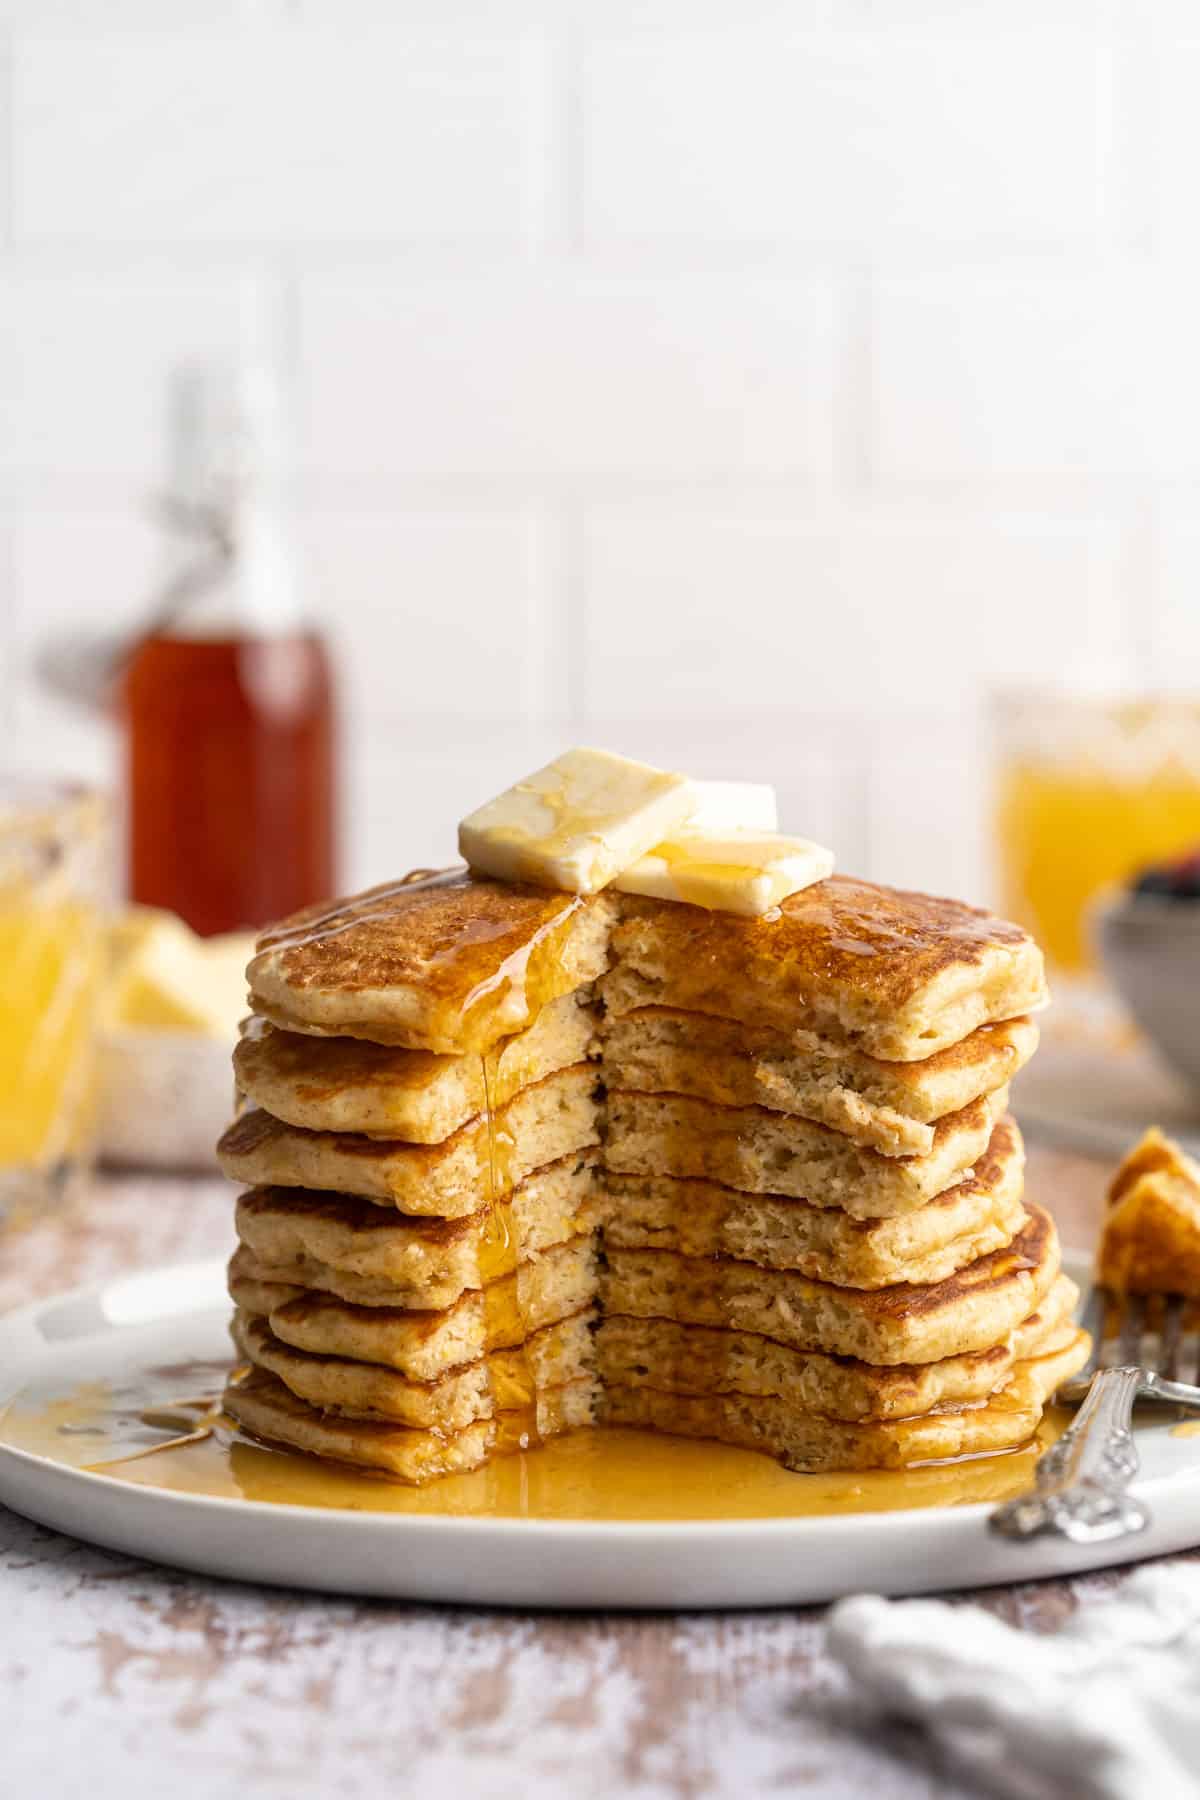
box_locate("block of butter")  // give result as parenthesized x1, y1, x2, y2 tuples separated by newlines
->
(104, 907, 255, 1038)
(613, 829, 834, 917)
(459, 747, 697, 894)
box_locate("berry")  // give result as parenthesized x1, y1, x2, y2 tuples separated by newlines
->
(1133, 867, 1177, 899)
(1132, 846, 1200, 900)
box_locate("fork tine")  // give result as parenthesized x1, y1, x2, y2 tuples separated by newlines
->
(1160, 1295, 1187, 1382)
(1075, 1283, 1109, 1381)
(1062, 1286, 1200, 1409)
(1065, 1281, 1115, 1389)
(1117, 1293, 1148, 1366)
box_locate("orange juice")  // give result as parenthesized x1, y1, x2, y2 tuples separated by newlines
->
(0, 785, 106, 1216)
(0, 900, 102, 1166)
(994, 696, 1200, 972)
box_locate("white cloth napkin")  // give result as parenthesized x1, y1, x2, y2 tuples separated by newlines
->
(826, 1563, 1200, 1800)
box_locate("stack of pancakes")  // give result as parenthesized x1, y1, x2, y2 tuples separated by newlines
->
(217, 871, 1089, 1483)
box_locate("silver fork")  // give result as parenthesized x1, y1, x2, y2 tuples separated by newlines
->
(990, 1286, 1200, 1544)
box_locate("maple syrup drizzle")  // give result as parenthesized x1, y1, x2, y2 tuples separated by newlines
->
(458, 902, 584, 1051)
(256, 869, 585, 1055)
(258, 868, 460, 953)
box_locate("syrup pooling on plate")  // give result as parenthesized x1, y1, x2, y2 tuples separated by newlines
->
(0, 1375, 1074, 1519)
(0, 1361, 234, 1470)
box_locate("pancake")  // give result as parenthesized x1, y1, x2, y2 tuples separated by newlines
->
(234, 990, 598, 1143)
(217, 1064, 600, 1216)
(596, 1274, 1080, 1422)
(600, 1116, 1026, 1289)
(600, 1005, 1037, 1157)
(599, 1205, 1060, 1366)
(609, 876, 1046, 1061)
(244, 872, 1039, 1061)
(604, 1087, 1008, 1219)
(1098, 1127, 1200, 1301)
(232, 1308, 595, 1432)
(247, 869, 615, 1054)
(235, 1150, 599, 1312)
(601, 1328, 1090, 1473)
(229, 1233, 598, 1379)
(224, 1365, 597, 1483)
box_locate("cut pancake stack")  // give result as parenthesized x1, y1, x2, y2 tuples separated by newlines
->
(594, 893, 1087, 1469)
(217, 871, 1090, 1483)
(219, 876, 615, 1483)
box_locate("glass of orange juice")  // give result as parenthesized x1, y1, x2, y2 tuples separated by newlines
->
(992, 689, 1200, 975)
(0, 782, 108, 1223)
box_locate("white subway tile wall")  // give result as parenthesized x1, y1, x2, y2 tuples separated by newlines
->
(14, 33, 552, 245)
(3, 2, 1198, 903)
(578, 509, 1127, 718)
(3, 270, 267, 484)
(581, 34, 1111, 252)
(300, 272, 838, 481)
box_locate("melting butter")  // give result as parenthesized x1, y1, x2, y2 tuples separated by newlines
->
(614, 830, 834, 917)
(458, 748, 695, 895)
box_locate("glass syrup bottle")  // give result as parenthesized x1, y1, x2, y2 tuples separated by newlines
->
(122, 359, 337, 935)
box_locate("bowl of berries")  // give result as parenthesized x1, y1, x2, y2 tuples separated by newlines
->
(1095, 849, 1200, 1090)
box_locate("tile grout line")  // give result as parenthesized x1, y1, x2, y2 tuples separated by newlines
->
(0, 24, 14, 260)
(558, 10, 584, 263)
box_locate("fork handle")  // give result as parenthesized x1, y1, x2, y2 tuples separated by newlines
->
(989, 1366, 1149, 1544)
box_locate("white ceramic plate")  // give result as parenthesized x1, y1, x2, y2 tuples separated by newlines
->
(3, 1255, 1200, 1609)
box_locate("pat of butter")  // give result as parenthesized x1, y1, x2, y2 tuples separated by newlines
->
(104, 907, 255, 1038)
(613, 830, 834, 917)
(689, 780, 777, 832)
(459, 747, 696, 895)
(191, 931, 260, 1035)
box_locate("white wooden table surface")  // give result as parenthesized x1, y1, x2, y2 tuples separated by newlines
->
(3, 1149, 1193, 1800)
